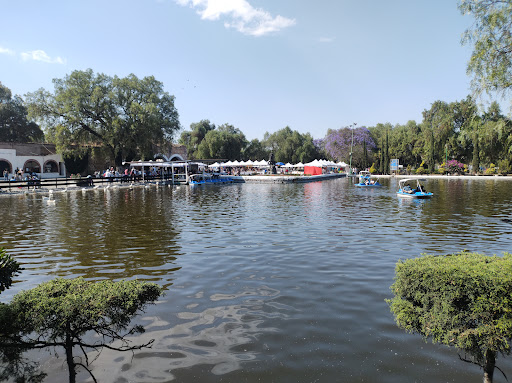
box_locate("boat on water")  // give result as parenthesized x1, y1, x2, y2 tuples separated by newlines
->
(189, 173, 233, 186)
(355, 171, 382, 187)
(396, 178, 433, 199)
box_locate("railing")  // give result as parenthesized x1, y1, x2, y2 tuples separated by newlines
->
(0, 173, 188, 191)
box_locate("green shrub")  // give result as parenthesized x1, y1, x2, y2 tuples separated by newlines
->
(485, 163, 497, 175)
(497, 159, 511, 175)
(388, 252, 512, 383)
(415, 166, 427, 175)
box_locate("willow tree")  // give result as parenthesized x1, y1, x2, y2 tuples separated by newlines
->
(460, 0, 512, 97)
(263, 126, 318, 164)
(388, 252, 512, 383)
(25, 69, 180, 166)
(197, 123, 248, 160)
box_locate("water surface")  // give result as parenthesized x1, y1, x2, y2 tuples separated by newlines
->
(1, 177, 512, 382)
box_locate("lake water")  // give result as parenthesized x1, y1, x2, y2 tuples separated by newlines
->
(1, 177, 512, 382)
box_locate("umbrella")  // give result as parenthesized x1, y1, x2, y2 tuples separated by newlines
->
(276, 162, 285, 166)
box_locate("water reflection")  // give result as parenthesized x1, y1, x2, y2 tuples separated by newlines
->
(1, 179, 512, 382)
(0, 187, 184, 299)
(78, 285, 283, 382)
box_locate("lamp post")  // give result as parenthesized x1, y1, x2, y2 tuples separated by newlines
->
(348, 123, 357, 175)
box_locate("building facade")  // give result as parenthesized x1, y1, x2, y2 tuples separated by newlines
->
(0, 142, 65, 179)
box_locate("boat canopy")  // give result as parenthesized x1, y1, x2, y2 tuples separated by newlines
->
(398, 178, 427, 187)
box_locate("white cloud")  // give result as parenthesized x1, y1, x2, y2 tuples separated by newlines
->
(20, 50, 66, 64)
(176, 0, 295, 36)
(0, 46, 16, 56)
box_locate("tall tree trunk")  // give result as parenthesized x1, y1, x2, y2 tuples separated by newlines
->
(385, 130, 389, 174)
(472, 132, 480, 174)
(483, 349, 496, 383)
(363, 140, 367, 170)
(65, 323, 76, 383)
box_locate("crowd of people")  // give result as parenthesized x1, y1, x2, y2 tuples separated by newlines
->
(2, 168, 40, 182)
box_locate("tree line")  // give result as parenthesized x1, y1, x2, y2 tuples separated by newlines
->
(3, 75, 511, 175)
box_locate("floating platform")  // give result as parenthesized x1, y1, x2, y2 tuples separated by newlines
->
(230, 173, 346, 184)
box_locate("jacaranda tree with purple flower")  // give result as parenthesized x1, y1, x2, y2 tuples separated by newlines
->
(446, 159, 465, 174)
(323, 126, 376, 168)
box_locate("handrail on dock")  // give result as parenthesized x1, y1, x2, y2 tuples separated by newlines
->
(0, 173, 185, 192)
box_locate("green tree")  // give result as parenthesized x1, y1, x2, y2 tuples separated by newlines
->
(242, 138, 269, 161)
(0, 83, 44, 143)
(472, 129, 481, 172)
(477, 102, 512, 165)
(1, 278, 163, 383)
(422, 100, 453, 172)
(196, 123, 247, 160)
(388, 252, 512, 383)
(460, 0, 512, 96)
(25, 69, 180, 166)
(368, 123, 392, 173)
(263, 126, 318, 164)
(0, 249, 45, 383)
(450, 96, 479, 163)
(179, 119, 216, 159)
(387, 121, 423, 169)
(62, 149, 90, 176)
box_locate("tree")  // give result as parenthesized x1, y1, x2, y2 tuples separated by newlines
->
(0, 249, 45, 383)
(62, 149, 90, 176)
(460, 0, 512, 97)
(322, 126, 375, 168)
(1, 278, 163, 383)
(388, 252, 512, 383)
(472, 129, 481, 172)
(476, 102, 512, 165)
(196, 123, 247, 160)
(242, 138, 269, 161)
(422, 100, 453, 172)
(25, 69, 180, 166)
(0, 83, 44, 143)
(179, 120, 216, 159)
(387, 121, 423, 168)
(263, 127, 318, 164)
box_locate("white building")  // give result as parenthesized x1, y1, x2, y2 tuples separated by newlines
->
(0, 142, 65, 179)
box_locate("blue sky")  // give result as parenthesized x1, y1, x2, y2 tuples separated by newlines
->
(1, 0, 475, 141)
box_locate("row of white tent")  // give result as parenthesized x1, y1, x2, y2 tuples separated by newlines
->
(208, 159, 349, 168)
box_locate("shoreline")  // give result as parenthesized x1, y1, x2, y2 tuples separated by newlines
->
(371, 174, 512, 180)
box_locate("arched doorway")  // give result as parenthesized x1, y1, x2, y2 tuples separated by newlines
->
(169, 154, 184, 161)
(23, 159, 41, 174)
(43, 160, 59, 173)
(154, 153, 169, 161)
(0, 160, 12, 176)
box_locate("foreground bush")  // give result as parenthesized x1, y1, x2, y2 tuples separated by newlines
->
(387, 252, 512, 383)
(1, 277, 163, 383)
